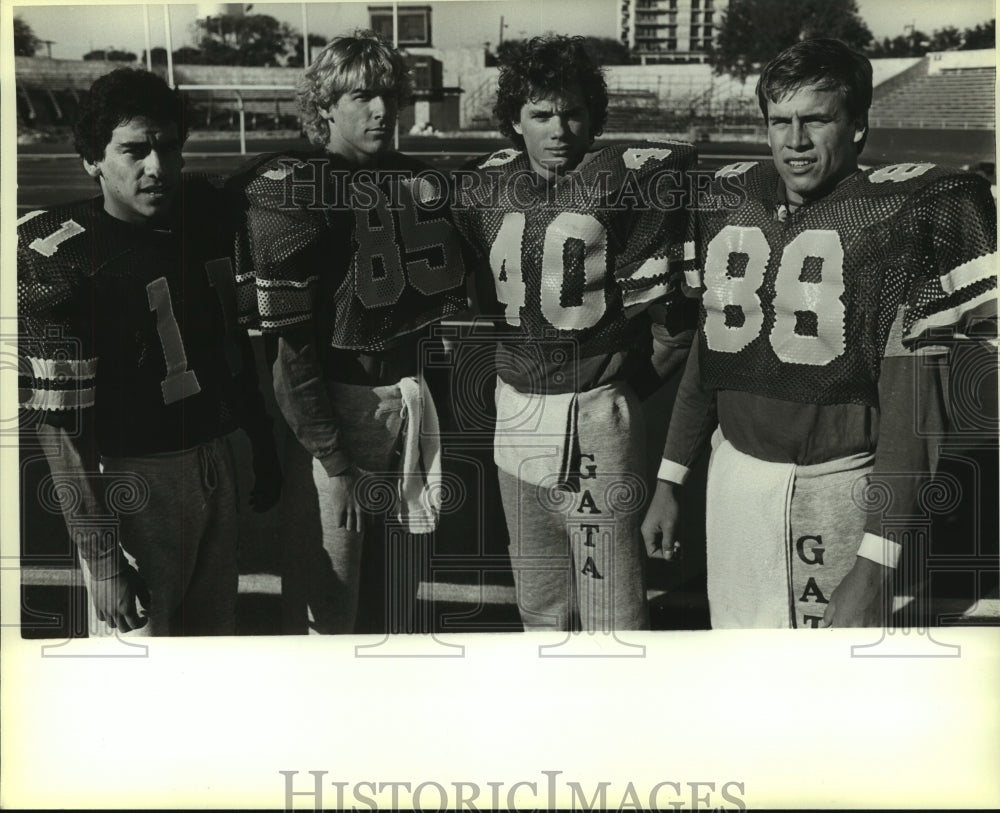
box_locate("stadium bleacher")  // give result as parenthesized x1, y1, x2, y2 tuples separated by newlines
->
(872, 64, 995, 129)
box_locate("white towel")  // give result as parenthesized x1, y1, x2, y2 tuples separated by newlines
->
(493, 376, 580, 488)
(396, 376, 443, 533)
(705, 429, 796, 629)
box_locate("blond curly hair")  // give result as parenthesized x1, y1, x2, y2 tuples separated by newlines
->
(298, 30, 412, 146)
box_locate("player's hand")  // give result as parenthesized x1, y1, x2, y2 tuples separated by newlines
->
(821, 557, 891, 628)
(641, 480, 682, 561)
(92, 564, 149, 633)
(329, 472, 363, 533)
(249, 434, 282, 513)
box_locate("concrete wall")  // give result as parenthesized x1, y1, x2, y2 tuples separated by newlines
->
(927, 49, 997, 74)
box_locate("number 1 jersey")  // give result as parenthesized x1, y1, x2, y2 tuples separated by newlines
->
(18, 175, 258, 457)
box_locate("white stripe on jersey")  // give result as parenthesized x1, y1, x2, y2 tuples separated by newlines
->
(16, 210, 45, 226)
(907, 288, 999, 341)
(26, 356, 98, 382)
(630, 254, 669, 281)
(20, 386, 96, 411)
(939, 251, 997, 295)
(255, 274, 320, 289)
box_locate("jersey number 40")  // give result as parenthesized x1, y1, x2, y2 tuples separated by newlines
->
(489, 211, 609, 330)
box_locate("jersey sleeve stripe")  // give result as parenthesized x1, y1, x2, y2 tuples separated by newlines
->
(255, 274, 320, 289)
(907, 288, 999, 340)
(20, 386, 95, 411)
(26, 356, 98, 381)
(628, 254, 669, 282)
(16, 210, 45, 226)
(259, 314, 311, 331)
(939, 251, 997, 295)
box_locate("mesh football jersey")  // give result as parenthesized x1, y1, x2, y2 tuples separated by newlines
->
(18, 175, 257, 456)
(452, 141, 698, 392)
(692, 161, 997, 407)
(230, 150, 467, 353)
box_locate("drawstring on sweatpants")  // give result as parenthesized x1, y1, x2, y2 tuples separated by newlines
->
(199, 443, 218, 492)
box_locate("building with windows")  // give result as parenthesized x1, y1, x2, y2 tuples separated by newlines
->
(620, 0, 729, 64)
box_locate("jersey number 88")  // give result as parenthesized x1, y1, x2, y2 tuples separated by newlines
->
(702, 225, 846, 366)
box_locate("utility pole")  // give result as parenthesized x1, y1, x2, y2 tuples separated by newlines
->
(499, 15, 508, 45)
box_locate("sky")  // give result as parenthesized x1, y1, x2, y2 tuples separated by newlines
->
(11, 0, 997, 62)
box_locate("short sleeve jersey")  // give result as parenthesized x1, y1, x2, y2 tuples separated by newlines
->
(452, 141, 699, 392)
(18, 175, 249, 456)
(692, 160, 997, 407)
(230, 149, 467, 353)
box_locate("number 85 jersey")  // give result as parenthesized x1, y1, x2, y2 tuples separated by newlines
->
(231, 150, 467, 351)
(17, 176, 250, 456)
(694, 161, 997, 406)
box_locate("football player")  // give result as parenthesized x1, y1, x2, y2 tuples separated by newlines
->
(230, 32, 467, 634)
(18, 68, 281, 636)
(641, 39, 997, 628)
(452, 36, 698, 631)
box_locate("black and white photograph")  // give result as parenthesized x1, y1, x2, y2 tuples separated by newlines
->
(2, 0, 998, 808)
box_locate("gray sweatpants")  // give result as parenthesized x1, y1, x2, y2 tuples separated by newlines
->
(281, 382, 421, 635)
(95, 436, 240, 637)
(497, 381, 649, 632)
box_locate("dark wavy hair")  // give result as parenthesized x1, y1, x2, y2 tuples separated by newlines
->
(73, 68, 189, 163)
(494, 36, 608, 150)
(756, 38, 873, 152)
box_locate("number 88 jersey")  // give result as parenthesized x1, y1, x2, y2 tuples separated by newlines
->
(695, 161, 997, 406)
(17, 176, 248, 456)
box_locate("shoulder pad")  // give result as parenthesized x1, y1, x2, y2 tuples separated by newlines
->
(471, 147, 526, 171)
(613, 139, 697, 174)
(17, 202, 94, 315)
(239, 152, 328, 210)
(862, 161, 947, 188)
(17, 200, 94, 258)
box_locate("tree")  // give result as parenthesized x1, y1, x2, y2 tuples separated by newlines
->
(580, 36, 632, 65)
(83, 48, 137, 62)
(962, 19, 995, 50)
(928, 26, 963, 52)
(287, 33, 329, 68)
(141, 46, 169, 65)
(172, 46, 207, 65)
(493, 35, 632, 67)
(192, 12, 297, 66)
(14, 16, 41, 56)
(866, 30, 929, 58)
(711, 0, 873, 81)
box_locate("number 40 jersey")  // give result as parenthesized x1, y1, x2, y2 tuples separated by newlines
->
(453, 141, 699, 393)
(17, 175, 261, 457)
(693, 161, 997, 407)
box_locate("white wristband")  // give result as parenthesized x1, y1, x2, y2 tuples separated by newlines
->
(857, 533, 902, 568)
(656, 459, 690, 485)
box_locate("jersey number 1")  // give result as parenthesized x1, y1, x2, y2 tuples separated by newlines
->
(145, 258, 239, 405)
